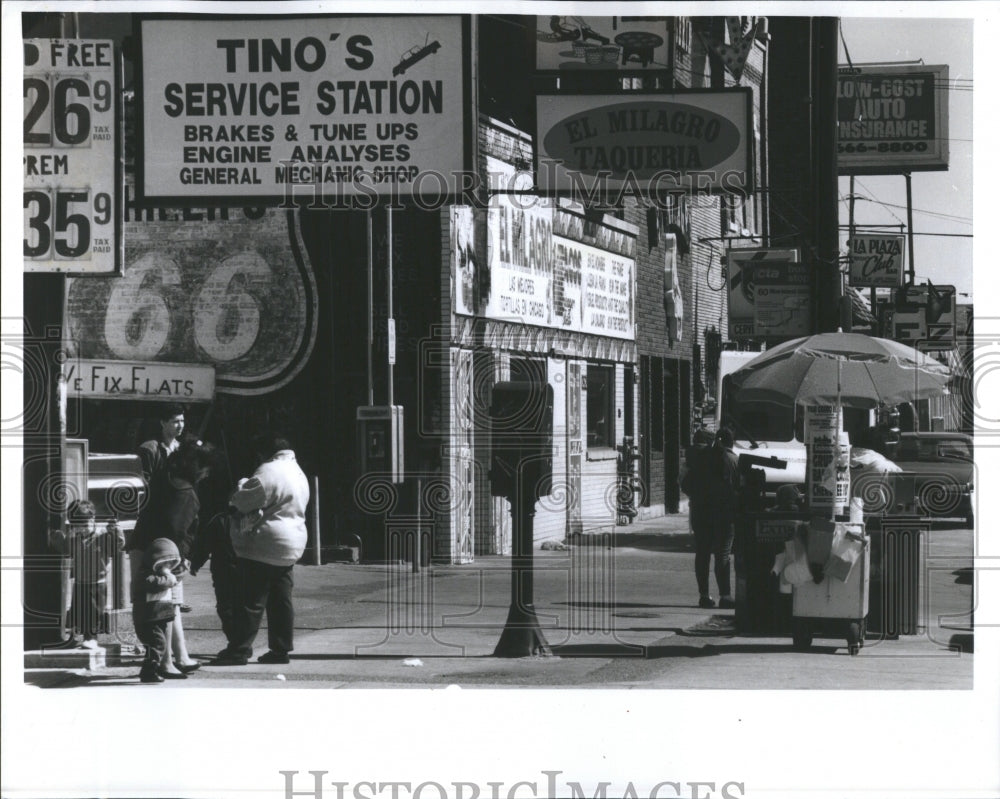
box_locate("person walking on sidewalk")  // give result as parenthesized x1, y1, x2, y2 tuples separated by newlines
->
(215, 432, 310, 666)
(682, 427, 740, 609)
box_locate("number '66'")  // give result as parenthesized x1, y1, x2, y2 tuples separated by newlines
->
(103, 251, 271, 363)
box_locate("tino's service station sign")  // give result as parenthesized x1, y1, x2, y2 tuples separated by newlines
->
(138, 16, 467, 202)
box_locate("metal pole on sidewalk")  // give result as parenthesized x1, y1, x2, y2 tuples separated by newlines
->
(310, 475, 321, 565)
(493, 459, 551, 657)
(367, 210, 374, 406)
(387, 207, 394, 407)
(413, 478, 421, 574)
(905, 172, 916, 285)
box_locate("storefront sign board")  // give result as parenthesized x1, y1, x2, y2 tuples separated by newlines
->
(535, 89, 752, 195)
(139, 16, 467, 202)
(837, 64, 949, 174)
(753, 261, 811, 338)
(64, 359, 216, 400)
(726, 247, 799, 339)
(535, 16, 669, 73)
(848, 233, 904, 287)
(23, 39, 122, 273)
(455, 159, 636, 341)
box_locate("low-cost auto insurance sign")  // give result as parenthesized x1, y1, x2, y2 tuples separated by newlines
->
(837, 63, 949, 174)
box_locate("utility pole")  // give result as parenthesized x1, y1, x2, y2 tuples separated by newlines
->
(904, 172, 916, 285)
(23, 11, 75, 650)
(814, 17, 843, 333)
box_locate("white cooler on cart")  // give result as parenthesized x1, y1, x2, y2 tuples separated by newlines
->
(791, 522, 870, 655)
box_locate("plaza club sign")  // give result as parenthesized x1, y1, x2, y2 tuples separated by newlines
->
(536, 89, 752, 195)
(848, 233, 905, 288)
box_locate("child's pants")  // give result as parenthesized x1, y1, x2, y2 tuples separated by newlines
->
(140, 619, 168, 667)
(71, 581, 108, 638)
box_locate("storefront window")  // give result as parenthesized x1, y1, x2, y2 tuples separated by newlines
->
(586, 364, 615, 449)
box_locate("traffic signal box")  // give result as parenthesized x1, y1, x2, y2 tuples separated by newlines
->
(356, 405, 404, 484)
(489, 382, 554, 503)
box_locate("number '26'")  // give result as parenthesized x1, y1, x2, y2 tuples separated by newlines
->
(103, 252, 271, 362)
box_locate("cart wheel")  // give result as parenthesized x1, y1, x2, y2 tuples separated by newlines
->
(847, 622, 861, 656)
(792, 621, 813, 650)
(858, 619, 866, 648)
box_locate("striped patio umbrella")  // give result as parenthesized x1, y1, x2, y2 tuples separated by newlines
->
(731, 332, 951, 409)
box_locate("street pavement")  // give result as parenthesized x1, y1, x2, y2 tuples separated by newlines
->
(24, 512, 975, 689)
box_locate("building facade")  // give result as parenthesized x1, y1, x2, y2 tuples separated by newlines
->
(24, 12, 782, 582)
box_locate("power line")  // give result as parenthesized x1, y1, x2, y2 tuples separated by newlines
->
(836, 227, 972, 238)
(854, 178, 906, 225)
(852, 197, 972, 224)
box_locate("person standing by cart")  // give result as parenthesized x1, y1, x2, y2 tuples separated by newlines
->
(684, 428, 740, 609)
(682, 428, 717, 609)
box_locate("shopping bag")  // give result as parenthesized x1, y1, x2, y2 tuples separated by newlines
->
(782, 537, 812, 586)
(824, 526, 865, 582)
(806, 517, 837, 581)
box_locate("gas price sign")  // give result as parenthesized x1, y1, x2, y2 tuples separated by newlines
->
(23, 39, 121, 274)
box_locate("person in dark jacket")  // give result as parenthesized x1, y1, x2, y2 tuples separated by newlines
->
(189, 510, 238, 652)
(706, 428, 741, 608)
(137, 538, 185, 683)
(681, 428, 717, 609)
(130, 440, 214, 675)
(138, 405, 185, 487)
(682, 428, 740, 609)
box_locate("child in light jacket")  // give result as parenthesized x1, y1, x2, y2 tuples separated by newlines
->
(137, 538, 186, 683)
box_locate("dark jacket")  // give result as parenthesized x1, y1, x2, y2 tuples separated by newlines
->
(684, 443, 740, 527)
(681, 443, 713, 531)
(131, 475, 200, 558)
(138, 439, 171, 489)
(710, 444, 741, 518)
(189, 512, 237, 576)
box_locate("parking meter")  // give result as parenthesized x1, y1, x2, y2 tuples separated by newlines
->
(489, 381, 553, 502)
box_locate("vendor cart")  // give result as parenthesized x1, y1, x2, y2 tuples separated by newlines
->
(790, 522, 870, 655)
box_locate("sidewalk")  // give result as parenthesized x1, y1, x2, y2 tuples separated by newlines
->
(22, 512, 975, 689)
